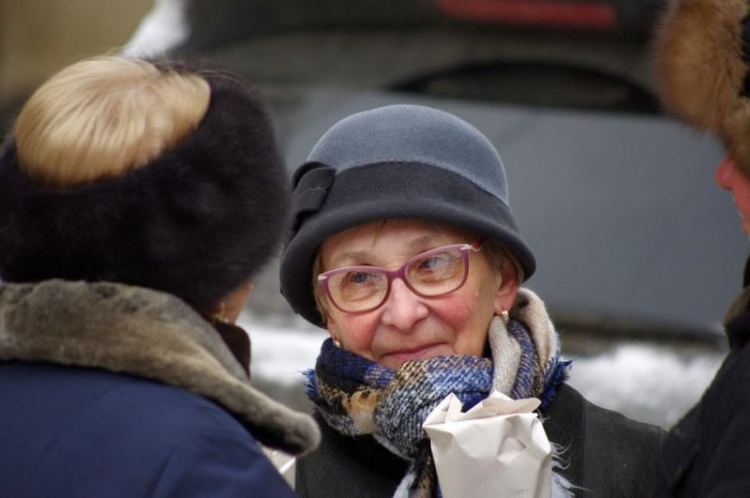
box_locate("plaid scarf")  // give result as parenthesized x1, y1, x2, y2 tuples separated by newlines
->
(305, 290, 570, 497)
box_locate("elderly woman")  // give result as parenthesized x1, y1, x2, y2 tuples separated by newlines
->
(0, 56, 318, 497)
(280, 104, 663, 497)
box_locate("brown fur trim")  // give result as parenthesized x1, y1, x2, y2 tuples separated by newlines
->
(655, 0, 747, 132)
(0, 280, 320, 455)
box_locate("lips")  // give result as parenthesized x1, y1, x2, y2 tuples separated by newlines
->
(381, 343, 448, 366)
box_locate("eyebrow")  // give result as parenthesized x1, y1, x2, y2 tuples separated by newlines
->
(405, 235, 437, 251)
(328, 235, 441, 269)
(329, 250, 374, 269)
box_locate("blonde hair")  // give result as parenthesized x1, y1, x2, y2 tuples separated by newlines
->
(14, 56, 211, 187)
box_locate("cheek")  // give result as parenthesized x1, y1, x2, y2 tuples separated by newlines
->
(432, 293, 474, 328)
(330, 312, 380, 361)
(434, 288, 495, 356)
(432, 289, 492, 354)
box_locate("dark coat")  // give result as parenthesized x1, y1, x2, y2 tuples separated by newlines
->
(0, 280, 320, 498)
(0, 362, 293, 498)
(296, 383, 665, 497)
(649, 283, 750, 497)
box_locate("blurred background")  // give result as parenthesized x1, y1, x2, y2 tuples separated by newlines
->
(2, 0, 742, 428)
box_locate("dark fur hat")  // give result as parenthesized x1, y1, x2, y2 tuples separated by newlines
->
(0, 63, 290, 311)
(655, 0, 750, 174)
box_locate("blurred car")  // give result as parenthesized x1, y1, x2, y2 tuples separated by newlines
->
(128, 0, 741, 340)
(125, 0, 740, 425)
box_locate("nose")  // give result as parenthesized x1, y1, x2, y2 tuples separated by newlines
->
(380, 278, 428, 332)
(716, 156, 736, 191)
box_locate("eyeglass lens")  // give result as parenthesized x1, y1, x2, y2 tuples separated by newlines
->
(326, 246, 468, 312)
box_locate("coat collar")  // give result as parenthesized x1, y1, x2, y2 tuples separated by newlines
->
(0, 279, 319, 455)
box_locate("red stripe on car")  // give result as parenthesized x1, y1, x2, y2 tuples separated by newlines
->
(437, 0, 618, 30)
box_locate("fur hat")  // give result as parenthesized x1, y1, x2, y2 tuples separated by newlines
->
(655, 0, 750, 174)
(279, 104, 535, 328)
(0, 64, 290, 311)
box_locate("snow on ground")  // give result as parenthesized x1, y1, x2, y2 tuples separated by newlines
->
(240, 313, 327, 386)
(243, 315, 724, 427)
(122, 0, 189, 57)
(567, 344, 722, 427)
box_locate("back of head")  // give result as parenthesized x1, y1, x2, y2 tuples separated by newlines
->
(280, 104, 535, 327)
(0, 55, 290, 311)
(655, 0, 750, 175)
(15, 57, 210, 187)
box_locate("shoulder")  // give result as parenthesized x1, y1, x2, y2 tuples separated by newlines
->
(55, 364, 264, 456)
(685, 340, 750, 447)
(88, 370, 296, 497)
(152, 425, 294, 498)
(545, 383, 664, 444)
(296, 413, 407, 498)
(0, 362, 293, 498)
(543, 383, 664, 497)
(44, 362, 250, 437)
(654, 342, 750, 496)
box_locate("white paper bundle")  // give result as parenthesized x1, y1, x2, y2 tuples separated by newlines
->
(422, 390, 552, 498)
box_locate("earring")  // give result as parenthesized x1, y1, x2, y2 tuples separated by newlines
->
(501, 309, 510, 324)
(212, 302, 230, 324)
(332, 338, 342, 348)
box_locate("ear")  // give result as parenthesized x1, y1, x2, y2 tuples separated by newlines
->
(493, 258, 520, 316)
(208, 278, 254, 324)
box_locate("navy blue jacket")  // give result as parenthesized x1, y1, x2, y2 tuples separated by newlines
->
(0, 281, 319, 498)
(0, 362, 294, 498)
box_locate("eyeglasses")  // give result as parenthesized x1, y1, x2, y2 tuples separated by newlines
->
(318, 241, 482, 313)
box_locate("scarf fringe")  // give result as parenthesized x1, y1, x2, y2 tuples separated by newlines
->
(552, 452, 576, 498)
(394, 471, 417, 498)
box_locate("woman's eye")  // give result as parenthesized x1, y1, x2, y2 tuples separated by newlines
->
(419, 254, 449, 270)
(340, 271, 381, 288)
(349, 272, 372, 284)
(338, 270, 382, 301)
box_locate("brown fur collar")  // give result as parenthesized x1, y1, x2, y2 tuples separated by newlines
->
(655, 0, 750, 174)
(0, 279, 320, 455)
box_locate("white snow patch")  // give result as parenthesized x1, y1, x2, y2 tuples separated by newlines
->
(123, 0, 189, 57)
(567, 344, 723, 427)
(240, 314, 327, 386)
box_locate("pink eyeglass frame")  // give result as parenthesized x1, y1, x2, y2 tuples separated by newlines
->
(317, 241, 483, 313)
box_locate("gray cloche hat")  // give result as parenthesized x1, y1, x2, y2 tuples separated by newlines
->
(280, 104, 536, 327)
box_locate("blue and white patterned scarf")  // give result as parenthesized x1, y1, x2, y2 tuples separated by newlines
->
(305, 288, 571, 497)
